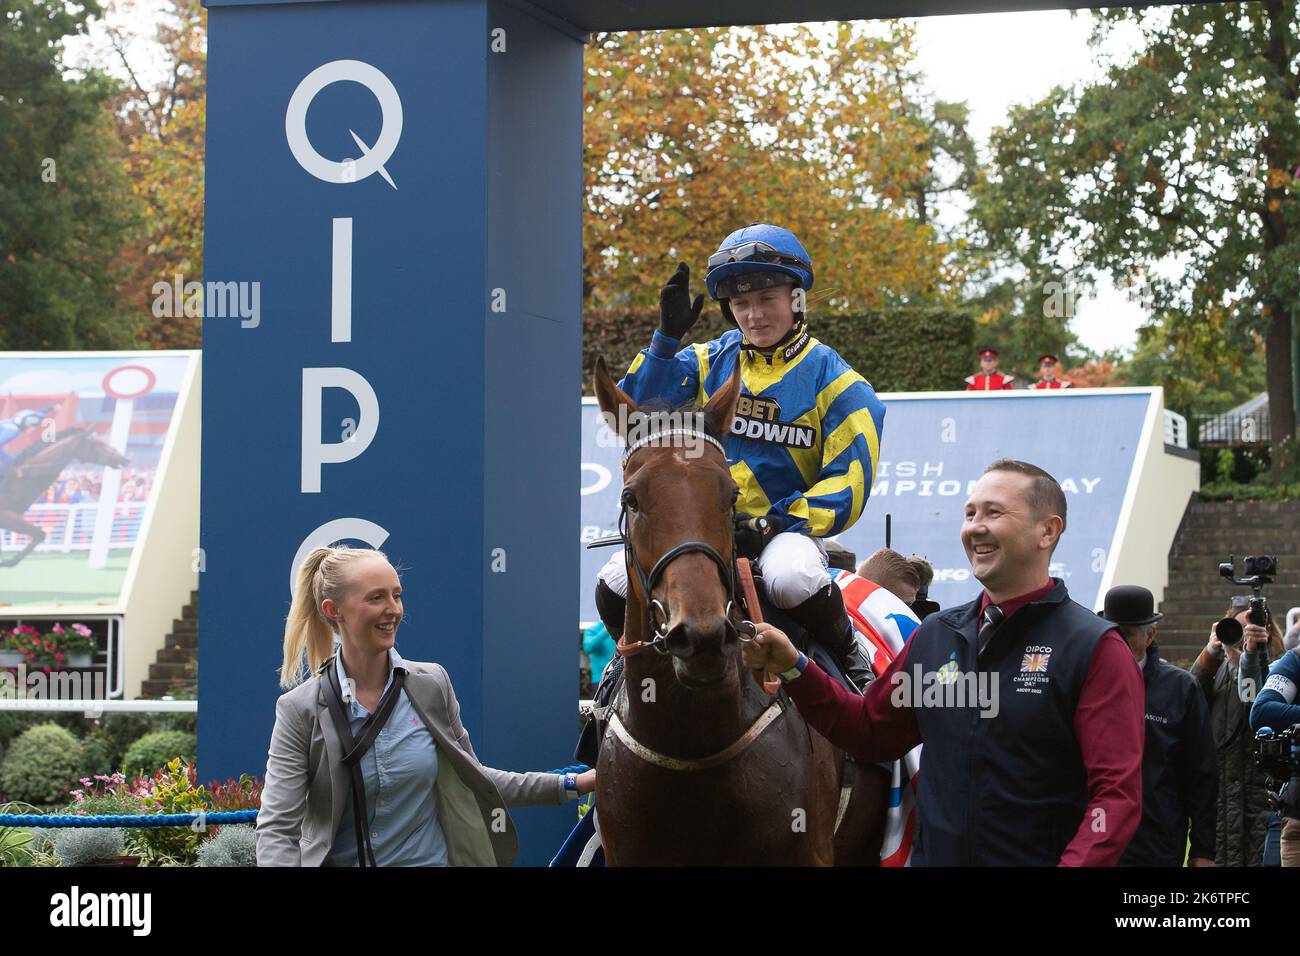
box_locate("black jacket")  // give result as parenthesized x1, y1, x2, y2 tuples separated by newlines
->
(908, 578, 1113, 865)
(1119, 643, 1217, 866)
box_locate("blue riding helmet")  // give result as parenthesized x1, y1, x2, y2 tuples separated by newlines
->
(705, 223, 814, 301)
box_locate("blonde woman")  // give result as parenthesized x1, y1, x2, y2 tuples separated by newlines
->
(256, 545, 594, 866)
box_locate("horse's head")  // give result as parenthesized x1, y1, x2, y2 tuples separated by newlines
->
(594, 357, 742, 689)
(68, 430, 130, 470)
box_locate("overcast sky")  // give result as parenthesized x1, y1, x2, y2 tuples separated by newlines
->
(68, 5, 1152, 356)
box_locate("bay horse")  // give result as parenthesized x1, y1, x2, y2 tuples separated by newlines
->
(591, 358, 888, 866)
(0, 428, 131, 567)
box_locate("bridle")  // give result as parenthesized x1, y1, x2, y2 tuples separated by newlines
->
(600, 420, 787, 773)
(615, 426, 739, 658)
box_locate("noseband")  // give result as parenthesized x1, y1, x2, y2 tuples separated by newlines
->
(617, 427, 738, 657)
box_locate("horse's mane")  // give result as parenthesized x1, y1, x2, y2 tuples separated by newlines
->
(10, 427, 92, 465)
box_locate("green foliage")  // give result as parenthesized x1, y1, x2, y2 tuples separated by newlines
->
(0, 0, 142, 350)
(79, 712, 195, 778)
(972, 4, 1300, 468)
(54, 827, 125, 866)
(128, 758, 210, 865)
(0, 724, 82, 806)
(197, 825, 256, 867)
(1216, 449, 1237, 485)
(121, 730, 196, 777)
(0, 802, 43, 867)
(584, 307, 974, 395)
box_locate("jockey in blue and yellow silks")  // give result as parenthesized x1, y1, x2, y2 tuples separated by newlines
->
(593, 223, 885, 692)
(0, 405, 55, 481)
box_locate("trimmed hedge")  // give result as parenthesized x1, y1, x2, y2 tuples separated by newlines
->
(122, 730, 197, 777)
(0, 723, 83, 806)
(583, 306, 974, 395)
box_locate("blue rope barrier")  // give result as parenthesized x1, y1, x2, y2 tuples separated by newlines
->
(0, 810, 259, 829)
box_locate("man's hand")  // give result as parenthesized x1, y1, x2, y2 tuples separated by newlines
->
(1187, 856, 1216, 867)
(576, 769, 596, 795)
(1206, 622, 1224, 658)
(1243, 623, 1269, 653)
(658, 262, 705, 340)
(740, 622, 799, 675)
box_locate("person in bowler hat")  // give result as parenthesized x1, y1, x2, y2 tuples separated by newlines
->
(1102, 585, 1217, 866)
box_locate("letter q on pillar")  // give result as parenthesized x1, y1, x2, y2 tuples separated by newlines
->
(302, 367, 380, 493)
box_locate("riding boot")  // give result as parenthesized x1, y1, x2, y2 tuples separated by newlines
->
(789, 582, 874, 693)
(576, 580, 629, 766)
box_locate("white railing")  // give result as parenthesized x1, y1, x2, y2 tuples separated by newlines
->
(0, 502, 145, 553)
(1163, 409, 1189, 449)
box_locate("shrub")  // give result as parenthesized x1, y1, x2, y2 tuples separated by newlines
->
(122, 730, 196, 777)
(0, 724, 82, 806)
(197, 825, 257, 867)
(129, 759, 210, 865)
(54, 827, 125, 866)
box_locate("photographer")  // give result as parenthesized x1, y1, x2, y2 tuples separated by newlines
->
(1191, 598, 1283, 866)
(1249, 626, 1300, 866)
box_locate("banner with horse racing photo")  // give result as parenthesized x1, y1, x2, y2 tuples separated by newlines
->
(0, 352, 197, 610)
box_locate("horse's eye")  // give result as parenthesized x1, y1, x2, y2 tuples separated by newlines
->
(622, 490, 639, 513)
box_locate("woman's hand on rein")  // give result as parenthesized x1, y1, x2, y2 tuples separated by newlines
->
(740, 622, 799, 674)
(576, 769, 597, 794)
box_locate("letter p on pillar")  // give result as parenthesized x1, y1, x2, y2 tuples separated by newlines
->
(301, 367, 380, 493)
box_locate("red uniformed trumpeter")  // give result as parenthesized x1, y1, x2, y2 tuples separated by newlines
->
(965, 347, 1014, 391)
(1033, 353, 1072, 390)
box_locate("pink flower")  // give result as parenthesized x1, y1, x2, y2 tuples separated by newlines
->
(51, 624, 63, 633)
(54, 653, 64, 662)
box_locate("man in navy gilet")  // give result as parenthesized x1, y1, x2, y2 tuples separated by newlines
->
(742, 459, 1145, 865)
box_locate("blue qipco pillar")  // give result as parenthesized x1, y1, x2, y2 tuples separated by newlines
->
(199, 0, 585, 863)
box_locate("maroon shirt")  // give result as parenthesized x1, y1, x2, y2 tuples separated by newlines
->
(786, 580, 1145, 866)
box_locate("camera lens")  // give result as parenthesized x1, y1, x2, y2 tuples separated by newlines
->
(1216, 616, 1244, 647)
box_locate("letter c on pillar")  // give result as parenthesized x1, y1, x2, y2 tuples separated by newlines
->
(290, 518, 390, 597)
(302, 367, 379, 492)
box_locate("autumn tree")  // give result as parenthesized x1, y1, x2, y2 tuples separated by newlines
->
(973, 3, 1300, 477)
(583, 23, 966, 318)
(104, 0, 205, 349)
(0, 0, 140, 350)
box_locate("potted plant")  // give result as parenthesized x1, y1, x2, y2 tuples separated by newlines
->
(0, 631, 23, 669)
(53, 827, 140, 867)
(51, 623, 97, 667)
(2, 625, 50, 668)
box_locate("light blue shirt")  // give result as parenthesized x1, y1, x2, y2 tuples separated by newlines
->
(326, 641, 449, 867)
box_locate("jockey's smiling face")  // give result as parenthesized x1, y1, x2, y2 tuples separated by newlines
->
(729, 285, 797, 349)
(321, 555, 403, 654)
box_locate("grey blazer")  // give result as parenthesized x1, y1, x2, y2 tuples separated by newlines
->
(255, 659, 566, 866)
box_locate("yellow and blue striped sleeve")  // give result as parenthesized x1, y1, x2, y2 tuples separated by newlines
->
(774, 371, 885, 537)
(617, 330, 707, 408)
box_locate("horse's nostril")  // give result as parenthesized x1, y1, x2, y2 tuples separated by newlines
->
(666, 619, 730, 657)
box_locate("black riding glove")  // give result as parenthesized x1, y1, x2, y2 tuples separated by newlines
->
(734, 514, 779, 560)
(658, 262, 705, 341)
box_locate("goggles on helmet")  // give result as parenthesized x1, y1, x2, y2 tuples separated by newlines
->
(707, 240, 811, 275)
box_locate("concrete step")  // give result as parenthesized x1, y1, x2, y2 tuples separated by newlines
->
(148, 660, 195, 681)
(171, 618, 197, 635)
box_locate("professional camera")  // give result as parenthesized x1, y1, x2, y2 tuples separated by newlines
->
(1216, 553, 1276, 645)
(1256, 724, 1300, 821)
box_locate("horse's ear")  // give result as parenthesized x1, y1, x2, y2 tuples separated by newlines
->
(703, 365, 740, 440)
(593, 356, 639, 441)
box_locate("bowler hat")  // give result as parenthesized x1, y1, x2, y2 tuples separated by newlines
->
(1099, 585, 1163, 626)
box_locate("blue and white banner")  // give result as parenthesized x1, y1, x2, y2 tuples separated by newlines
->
(580, 390, 1154, 621)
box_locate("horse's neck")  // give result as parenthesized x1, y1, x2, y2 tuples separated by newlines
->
(620, 598, 761, 760)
